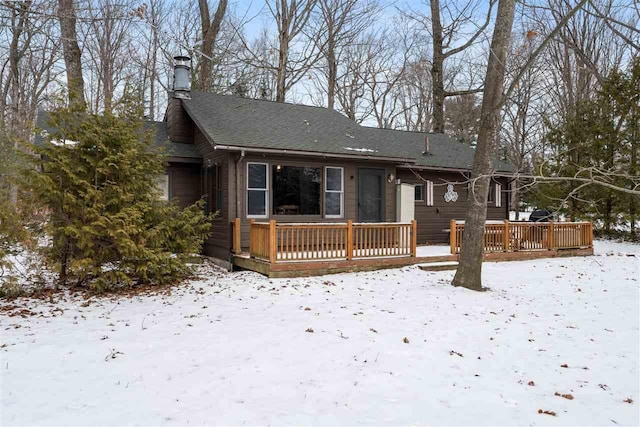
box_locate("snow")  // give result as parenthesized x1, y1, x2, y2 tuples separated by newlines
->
(511, 210, 532, 221)
(344, 147, 377, 153)
(416, 244, 451, 257)
(1, 240, 638, 426)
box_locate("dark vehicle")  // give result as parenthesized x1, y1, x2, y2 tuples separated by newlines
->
(529, 209, 553, 222)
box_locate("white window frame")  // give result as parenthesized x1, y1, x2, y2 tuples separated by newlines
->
(246, 162, 269, 219)
(324, 166, 344, 218)
(495, 183, 502, 207)
(426, 180, 434, 206)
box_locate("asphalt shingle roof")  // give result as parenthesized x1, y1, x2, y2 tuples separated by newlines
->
(182, 92, 511, 172)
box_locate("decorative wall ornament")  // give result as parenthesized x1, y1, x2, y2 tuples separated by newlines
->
(444, 183, 458, 202)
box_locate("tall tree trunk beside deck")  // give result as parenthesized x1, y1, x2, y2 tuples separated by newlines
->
(451, 0, 516, 291)
(58, 0, 86, 110)
(198, 0, 227, 92)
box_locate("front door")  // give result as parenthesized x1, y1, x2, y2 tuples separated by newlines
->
(357, 168, 385, 222)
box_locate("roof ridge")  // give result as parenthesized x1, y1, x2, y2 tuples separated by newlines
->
(189, 91, 351, 118)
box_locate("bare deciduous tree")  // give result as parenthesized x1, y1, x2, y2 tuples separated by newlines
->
(314, 0, 378, 109)
(198, 0, 228, 91)
(58, 0, 85, 109)
(421, 0, 495, 133)
(267, 0, 318, 102)
(451, 0, 516, 291)
(453, 0, 590, 290)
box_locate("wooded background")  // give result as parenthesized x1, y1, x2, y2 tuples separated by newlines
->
(1, 0, 638, 234)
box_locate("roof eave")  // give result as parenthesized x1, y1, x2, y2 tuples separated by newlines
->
(213, 144, 416, 164)
(397, 163, 513, 175)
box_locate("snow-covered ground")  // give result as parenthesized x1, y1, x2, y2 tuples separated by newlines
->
(1, 240, 638, 426)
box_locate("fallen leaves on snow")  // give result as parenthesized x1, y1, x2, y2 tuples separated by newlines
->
(555, 392, 574, 400)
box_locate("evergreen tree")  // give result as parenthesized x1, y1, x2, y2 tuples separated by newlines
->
(531, 60, 639, 235)
(27, 103, 212, 292)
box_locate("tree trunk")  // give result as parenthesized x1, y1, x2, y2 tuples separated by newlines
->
(276, 25, 290, 102)
(58, 0, 86, 110)
(327, 39, 337, 109)
(630, 128, 637, 236)
(8, 1, 30, 205)
(451, 0, 516, 291)
(430, 0, 445, 133)
(198, 0, 228, 92)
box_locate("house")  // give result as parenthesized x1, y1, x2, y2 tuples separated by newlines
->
(35, 57, 515, 272)
(157, 57, 512, 266)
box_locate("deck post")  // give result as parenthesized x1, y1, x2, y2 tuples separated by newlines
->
(269, 220, 277, 264)
(503, 220, 510, 252)
(232, 218, 241, 254)
(548, 221, 555, 250)
(248, 219, 255, 256)
(346, 220, 353, 260)
(450, 219, 457, 255)
(411, 220, 417, 257)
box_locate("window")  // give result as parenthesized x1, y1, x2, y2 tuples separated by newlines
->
(495, 183, 502, 207)
(155, 174, 169, 201)
(325, 167, 344, 218)
(247, 162, 268, 218)
(272, 165, 321, 215)
(487, 183, 495, 203)
(203, 164, 223, 215)
(426, 181, 434, 206)
(414, 184, 425, 202)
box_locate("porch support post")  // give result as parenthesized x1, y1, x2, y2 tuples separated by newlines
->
(233, 218, 241, 254)
(346, 220, 353, 260)
(269, 219, 277, 264)
(548, 221, 555, 250)
(411, 219, 417, 257)
(503, 220, 510, 252)
(450, 219, 457, 255)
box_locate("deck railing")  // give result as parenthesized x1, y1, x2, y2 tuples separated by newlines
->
(243, 219, 417, 263)
(450, 219, 593, 255)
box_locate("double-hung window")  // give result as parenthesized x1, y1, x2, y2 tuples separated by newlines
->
(247, 162, 268, 218)
(324, 167, 344, 218)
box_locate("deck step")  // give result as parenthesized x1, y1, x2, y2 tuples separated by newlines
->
(419, 261, 459, 272)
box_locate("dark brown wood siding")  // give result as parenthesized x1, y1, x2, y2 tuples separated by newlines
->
(193, 127, 232, 260)
(167, 162, 200, 208)
(231, 154, 397, 250)
(166, 97, 193, 143)
(396, 169, 509, 244)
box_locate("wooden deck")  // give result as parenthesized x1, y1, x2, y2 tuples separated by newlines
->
(230, 219, 594, 278)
